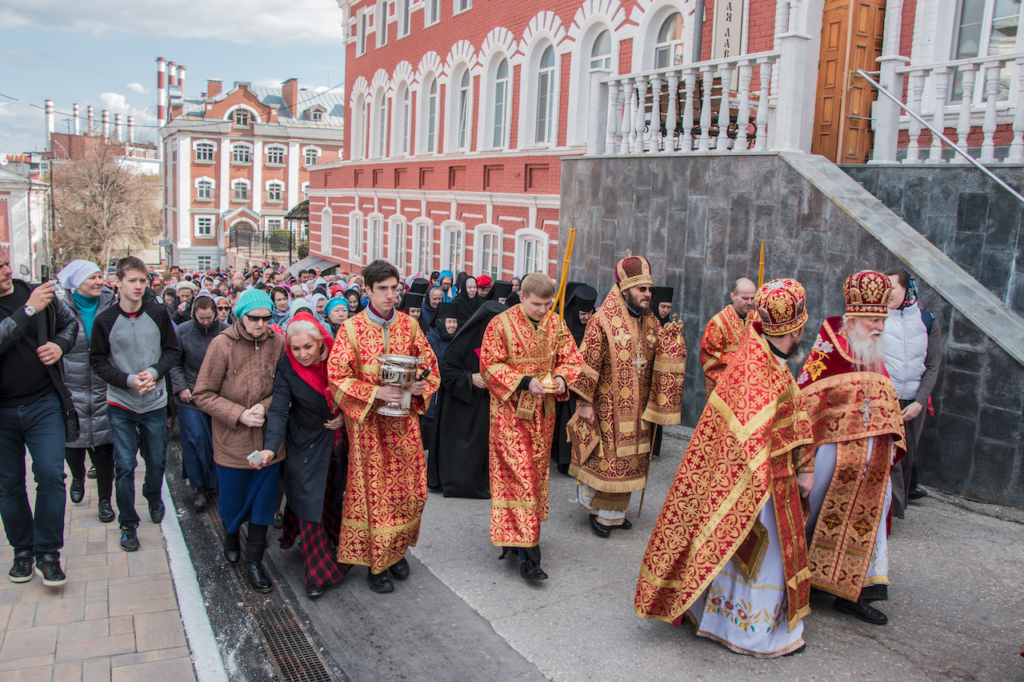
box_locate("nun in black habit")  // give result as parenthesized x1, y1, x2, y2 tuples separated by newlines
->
(551, 284, 597, 474)
(427, 301, 507, 498)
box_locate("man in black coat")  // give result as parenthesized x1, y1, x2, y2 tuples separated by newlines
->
(0, 248, 80, 586)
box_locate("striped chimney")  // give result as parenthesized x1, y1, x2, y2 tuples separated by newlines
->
(72, 104, 80, 135)
(114, 113, 123, 142)
(87, 106, 95, 135)
(177, 65, 185, 96)
(157, 57, 167, 125)
(45, 100, 54, 150)
(168, 61, 177, 87)
(127, 116, 135, 144)
(102, 110, 110, 138)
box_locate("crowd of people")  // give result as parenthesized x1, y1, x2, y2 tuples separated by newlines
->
(0, 245, 956, 659)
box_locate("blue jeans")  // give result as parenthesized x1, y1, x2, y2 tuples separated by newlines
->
(0, 392, 67, 558)
(108, 405, 167, 527)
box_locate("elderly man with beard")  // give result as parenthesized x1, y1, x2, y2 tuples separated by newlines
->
(796, 270, 905, 626)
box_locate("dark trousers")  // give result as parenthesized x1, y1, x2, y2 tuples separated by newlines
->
(108, 406, 167, 527)
(0, 392, 67, 558)
(66, 444, 115, 500)
(177, 405, 218, 493)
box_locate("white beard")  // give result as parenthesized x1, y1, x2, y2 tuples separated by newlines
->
(787, 347, 806, 369)
(841, 318, 886, 373)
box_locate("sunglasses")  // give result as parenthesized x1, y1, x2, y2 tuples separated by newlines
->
(245, 314, 272, 322)
(217, 306, 231, 311)
(635, 286, 653, 293)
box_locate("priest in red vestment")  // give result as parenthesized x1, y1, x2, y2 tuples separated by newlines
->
(636, 279, 815, 658)
(797, 270, 905, 625)
(327, 260, 439, 595)
(479, 273, 582, 582)
(699, 277, 757, 398)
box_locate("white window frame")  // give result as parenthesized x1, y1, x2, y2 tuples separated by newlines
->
(197, 255, 212, 271)
(655, 12, 686, 70)
(193, 215, 215, 238)
(352, 93, 367, 160)
(321, 207, 333, 257)
(303, 146, 322, 166)
(225, 105, 260, 126)
(948, 0, 1024, 104)
(569, 23, 616, 146)
(475, 224, 502, 279)
(231, 143, 253, 164)
(453, 0, 472, 15)
(535, 45, 557, 145)
(441, 220, 465, 272)
(194, 176, 215, 200)
(375, 0, 388, 48)
(266, 217, 283, 231)
(368, 213, 385, 262)
(412, 218, 434, 273)
(231, 179, 251, 202)
(514, 228, 550, 276)
(265, 180, 284, 202)
(310, 108, 324, 122)
(392, 83, 412, 157)
(417, 75, 440, 155)
(233, 109, 250, 126)
(445, 65, 474, 153)
(425, 0, 440, 27)
(301, 181, 310, 196)
(265, 145, 286, 165)
(398, 0, 412, 37)
(349, 211, 365, 262)
(519, 39, 562, 149)
(370, 89, 388, 159)
(388, 215, 407, 271)
(193, 140, 217, 162)
(479, 53, 512, 151)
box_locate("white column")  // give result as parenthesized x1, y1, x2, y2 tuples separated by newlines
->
(903, 71, 925, 163)
(869, 58, 909, 163)
(927, 67, 950, 163)
(252, 140, 263, 214)
(980, 60, 1002, 163)
(1007, 57, 1024, 162)
(736, 61, 752, 151)
(605, 78, 620, 156)
(588, 71, 606, 155)
(716, 65, 734, 151)
(698, 67, 714, 152)
(952, 65, 978, 164)
(218, 138, 230, 209)
(682, 68, 696, 152)
(665, 72, 679, 153)
(176, 135, 192, 250)
(773, 27, 814, 152)
(287, 142, 301, 208)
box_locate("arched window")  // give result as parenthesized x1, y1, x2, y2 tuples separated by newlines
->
(377, 95, 388, 158)
(349, 212, 364, 262)
(413, 219, 433, 273)
(456, 69, 471, 151)
(591, 29, 612, 71)
(492, 58, 510, 149)
(426, 77, 438, 153)
(352, 94, 367, 160)
(536, 46, 556, 144)
(233, 109, 250, 126)
(369, 215, 384, 261)
(476, 226, 502, 279)
(522, 238, 543, 274)
(266, 181, 284, 202)
(394, 84, 412, 156)
(443, 222, 464, 272)
(321, 208, 333, 257)
(389, 217, 406, 271)
(655, 13, 685, 69)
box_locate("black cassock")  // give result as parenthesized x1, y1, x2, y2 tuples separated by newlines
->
(428, 302, 505, 498)
(551, 284, 597, 474)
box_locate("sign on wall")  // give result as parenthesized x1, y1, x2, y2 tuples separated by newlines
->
(711, 0, 745, 60)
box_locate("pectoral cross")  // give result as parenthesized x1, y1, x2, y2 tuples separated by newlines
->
(632, 350, 647, 376)
(860, 398, 873, 426)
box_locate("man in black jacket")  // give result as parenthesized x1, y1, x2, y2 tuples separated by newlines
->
(0, 248, 79, 586)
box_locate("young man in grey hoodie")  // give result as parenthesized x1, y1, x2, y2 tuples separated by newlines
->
(90, 256, 179, 552)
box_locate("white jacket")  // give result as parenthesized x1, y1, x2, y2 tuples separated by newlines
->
(883, 303, 928, 400)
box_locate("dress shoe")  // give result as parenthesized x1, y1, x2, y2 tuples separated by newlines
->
(908, 487, 927, 500)
(243, 541, 273, 593)
(223, 532, 241, 563)
(274, 513, 284, 529)
(519, 560, 548, 581)
(556, 463, 570, 476)
(834, 597, 888, 625)
(97, 499, 115, 523)
(69, 477, 85, 504)
(589, 514, 611, 538)
(388, 557, 410, 580)
(35, 553, 67, 587)
(8, 549, 33, 583)
(86, 465, 97, 480)
(194, 487, 209, 510)
(306, 585, 324, 599)
(367, 570, 394, 593)
(616, 518, 633, 530)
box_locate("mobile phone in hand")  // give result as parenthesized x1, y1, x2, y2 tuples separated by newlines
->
(247, 450, 263, 466)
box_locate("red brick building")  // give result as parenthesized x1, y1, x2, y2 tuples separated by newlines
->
(308, 0, 781, 279)
(158, 58, 345, 270)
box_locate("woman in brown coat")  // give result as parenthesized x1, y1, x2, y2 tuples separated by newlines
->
(193, 289, 286, 593)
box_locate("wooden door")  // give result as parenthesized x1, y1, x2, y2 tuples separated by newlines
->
(811, 0, 886, 163)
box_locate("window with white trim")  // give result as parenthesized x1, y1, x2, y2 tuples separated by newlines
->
(398, 0, 411, 37)
(414, 220, 433, 273)
(421, 76, 439, 154)
(304, 148, 320, 166)
(478, 230, 501, 279)
(232, 144, 251, 163)
(358, 9, 368, 55)
(375, 1, 387, 48)
(301, 181, 310, 196)
(369, 216, 384, 261)
(233, 109, 251, 126)
(197, 256, 212, 271)
(195, 142, 215, 161)
(377, 95, 388, 158)
(399, 86, 411, 155)
(266, 146, 285, 164)
(267, 181, 284, 202)
(492, 58, 510, 149)
(389, 218, 406, 271)
(591, 29, 612, 71)
(951, 0, 1021, 100)
(352, 93, 367, 160)
(454, 0, 472, 14)
(655, 13, 685, 69)
(444, 223, 464, 272)
(311, 110, 324, 122)
(522, 237, 544, 274)
(267, 218, 282, 231)
(447, 67, 473, 152)
(232, 180, 249, 202)
(196, 179, 213, 200)
(321, 208, 333, 256)
(536, 46, 556, 145)
(425, 0, 440, 26)
(349, 212, 364, 262)
(195, 216, 214, 238)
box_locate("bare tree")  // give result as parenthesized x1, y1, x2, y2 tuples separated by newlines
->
(51, 140, 161, 271)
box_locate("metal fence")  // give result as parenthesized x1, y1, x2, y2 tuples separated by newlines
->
(228, 226, 297, 261)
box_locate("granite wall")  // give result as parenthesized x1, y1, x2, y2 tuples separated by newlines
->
(559, 153, 1024, 508)
(841, 164, 1024, 318)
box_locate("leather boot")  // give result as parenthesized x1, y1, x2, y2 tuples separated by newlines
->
(243, 538, 273, 593)
(222, 532, 241, 564)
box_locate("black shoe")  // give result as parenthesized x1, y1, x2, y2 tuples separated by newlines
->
(589, 514, 611, 538)
(388, 557, 410, 580)
(97, 499, 115, 523)
(306, 585, 324, 599)
(367, 569, 394, 593)
(908, 487, 927, 500)
(119, 525, 140, 552)
(556, 463, 570, 475)
(223, 532, 241, 563)
(243, 541, 273, 593)
(274, 512, 284, 529)
(520, 560, 548, 581)
(616, 518, 633, 530)
(86, 465, 97, 480)
(69, 477, 85, 504)
(8, 549, 33, 583)
(834, 597, 888, 625)
(194, 488, 209, 510)
(149, 502, 166, 524)
(35, 553, 66, 587)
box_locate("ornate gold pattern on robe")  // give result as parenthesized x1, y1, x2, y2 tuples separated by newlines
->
(636, 324, 814, 633)
(480, 306, 582, 548)
(797, 317, 905, 600)
(569, 285, 685, 494)
(699, 305, 750, 399)
(327, 310, 439, 574)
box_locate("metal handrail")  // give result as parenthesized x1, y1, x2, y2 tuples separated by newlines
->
(857, 68, 1024, 206)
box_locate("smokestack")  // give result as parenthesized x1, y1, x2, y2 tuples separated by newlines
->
(168, 61, 177, 87)
(157, 57, 167, 126)
(114, 113, 123, 142)
(127, 116, 135, 144)
(177, 65, 186, 96)
(102, 110, 110, 138)
(73, 104, 80, 135)
(45, 100, 54, 150)
(87, 106, 95, 135)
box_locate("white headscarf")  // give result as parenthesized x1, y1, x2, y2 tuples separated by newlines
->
(57, 260, 101, 291)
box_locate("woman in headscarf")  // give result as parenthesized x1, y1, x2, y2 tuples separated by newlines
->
(270, 286, 291, 327)
(455, 271, 469, 296)
(310, 293, 328, 322)
(214, 296, 233, 323)
(325, 298, 349, 336)
(510, 277, 521, 295)
(258, 311, 349, 598)
(438, 270, 456, 302)
(421, 301, 459, 454)
(58, 260, 117, 522)
(420, 285, 443, 334)
(454, 275, 482, 325)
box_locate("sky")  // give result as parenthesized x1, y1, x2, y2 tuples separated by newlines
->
(0, 0, 347, 154)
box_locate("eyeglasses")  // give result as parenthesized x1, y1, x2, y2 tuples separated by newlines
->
(245, 314, 272, 322)
(635, 286, 653, 293)
(217, 306, 231, 311)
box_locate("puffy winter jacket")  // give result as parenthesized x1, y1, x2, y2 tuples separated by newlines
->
(882, 303, 928, 400)
(62, 289, 116, 448)
(169, 309, 229, 408)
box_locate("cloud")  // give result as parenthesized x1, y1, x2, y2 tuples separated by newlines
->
(0, 0, 345, 47)
(126, 82, 149, 94)
(96, 93, 158, 126)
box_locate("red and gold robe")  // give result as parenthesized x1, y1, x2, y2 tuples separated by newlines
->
(636, 322, 814, 633)
(480, 305, 582, 547)
(699, 304, 751, 399)
(569, 285, 686, 499)
(327, 309, 439, 574)
(796, 317, 905, 601)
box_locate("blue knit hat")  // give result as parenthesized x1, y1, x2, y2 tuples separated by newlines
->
(234, 288, 274, 319)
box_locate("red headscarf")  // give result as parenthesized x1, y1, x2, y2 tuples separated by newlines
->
(286, 311, 339, 415)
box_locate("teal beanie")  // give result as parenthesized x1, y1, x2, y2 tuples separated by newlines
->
(234, 288, 274, 319)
